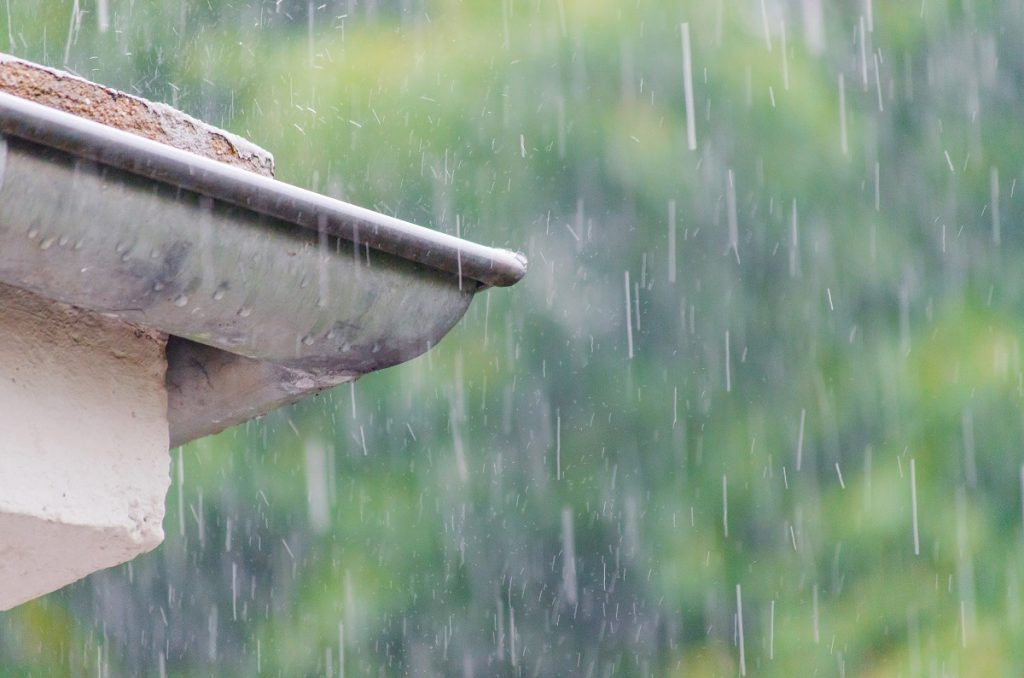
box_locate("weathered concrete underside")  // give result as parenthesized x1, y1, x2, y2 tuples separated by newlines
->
(0, 56, 278, 610)
(0, 55, 522, 610)
(0, 284, 169, 610)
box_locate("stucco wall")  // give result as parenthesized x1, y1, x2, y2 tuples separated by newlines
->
(0, 284, 169, 610)
(0, 57, 277, 610)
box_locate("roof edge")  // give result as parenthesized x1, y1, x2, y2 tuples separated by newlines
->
(0, 91, 527, 288)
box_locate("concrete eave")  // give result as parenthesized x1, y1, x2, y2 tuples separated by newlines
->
(0, 91, 527, 446)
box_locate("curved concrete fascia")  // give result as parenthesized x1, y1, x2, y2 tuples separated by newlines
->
(164, 338, 357, 447)
(0, 137, 475, 372)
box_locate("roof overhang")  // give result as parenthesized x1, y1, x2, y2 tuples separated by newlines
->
(0, 92, 526, 445)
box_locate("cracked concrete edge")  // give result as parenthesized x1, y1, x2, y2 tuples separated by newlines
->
(0, 53, 274, 177)
(0, 514, 165, 611)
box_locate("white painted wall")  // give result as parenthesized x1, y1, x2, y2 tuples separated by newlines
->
(0, 284, 170, 610)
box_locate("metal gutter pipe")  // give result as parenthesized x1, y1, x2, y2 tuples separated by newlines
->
(0, 92, 527, 445)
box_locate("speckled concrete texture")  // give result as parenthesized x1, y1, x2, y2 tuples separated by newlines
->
(0, 56, 276, 609)
(0, 53, 274, 177)
(0, 284, 169, 610)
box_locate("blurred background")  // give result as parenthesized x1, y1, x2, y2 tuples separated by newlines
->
(2, 0, 1023, 674)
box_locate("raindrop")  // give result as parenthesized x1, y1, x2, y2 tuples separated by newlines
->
(911, 458, 920, 556)
(668, 199, 677, 284)
(781, 20, 790, 90)
(681, 23, 697, 150)
(726, 169, 739, 261)
(560, 508, 577, 606)
(838, 74, 848, 155)
(796, 408, 806, 471)
(722, 474, 729, 537)
(724, 330, 732, 392)
(859, 16, 868, 89)
(97, 0, 108, 32)
(0, 135, 7, 191)
(789, 199, 800, 277)
(759, 0, 772, 51)
(991, 167, 1001, 245)
(736, 584, 747, 675)
(812, 584, 820, 643)
(624, 271, 634, 359)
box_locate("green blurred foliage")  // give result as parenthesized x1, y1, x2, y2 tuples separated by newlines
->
(4, 0, 1024, 675)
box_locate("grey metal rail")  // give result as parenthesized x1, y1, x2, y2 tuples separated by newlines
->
(0, 91, 526, 288)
